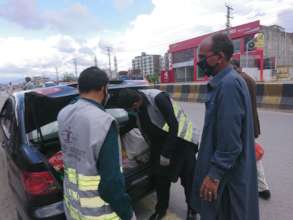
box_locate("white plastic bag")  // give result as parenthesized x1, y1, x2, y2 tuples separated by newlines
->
(122, 128, 150, 164)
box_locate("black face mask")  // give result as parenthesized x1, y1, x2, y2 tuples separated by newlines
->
(197, 58, 218, 77)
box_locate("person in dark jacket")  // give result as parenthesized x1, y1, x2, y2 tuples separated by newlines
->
(231, 59, 271, 200)
(190, 33, 259, 220)
(118, 89, 199, 220)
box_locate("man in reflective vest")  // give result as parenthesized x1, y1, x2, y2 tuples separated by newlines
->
(58, 67, 136, 220)
(118, 88, 199, 220)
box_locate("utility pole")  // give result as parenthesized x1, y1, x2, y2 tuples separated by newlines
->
(106, 47, 112, 79)
(73, 58, 78, 79)
(94, 56, 98, 67)
(225, 4, 233, 31)
(114, 55, 118, 79)
(55, 67, 59, 84)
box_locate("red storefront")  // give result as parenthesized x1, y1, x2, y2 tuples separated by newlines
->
(161, 20, 265, 83)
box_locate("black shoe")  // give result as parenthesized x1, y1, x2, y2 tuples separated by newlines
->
(149, 211, 166, 220)
(186, 208, 198, 220)
(259, 190, 271, 200)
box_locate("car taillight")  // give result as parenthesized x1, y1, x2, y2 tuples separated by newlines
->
(21, 171, 58, 196)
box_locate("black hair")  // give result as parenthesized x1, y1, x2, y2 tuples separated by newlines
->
(118, 89, 141, 109)
(78, 66, 109, 93)
(231, 59, 240, 68)
(25, 77, 31, 82)
(211, 33, 234, 61)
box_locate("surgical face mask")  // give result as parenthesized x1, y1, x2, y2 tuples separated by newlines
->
(102, 87, 110, 106)
(197, 55, 219, 77)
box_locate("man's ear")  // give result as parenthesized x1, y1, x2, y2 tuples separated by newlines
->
(218, 52, 226, 63)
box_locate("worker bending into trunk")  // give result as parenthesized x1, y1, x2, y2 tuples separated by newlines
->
(118, 89, 199, 220)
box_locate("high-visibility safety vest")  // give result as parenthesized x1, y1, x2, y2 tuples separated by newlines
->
(140, 89, 199, 145)
(57, 99, 120, 220)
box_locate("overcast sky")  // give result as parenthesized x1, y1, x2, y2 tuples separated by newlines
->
(0, 0, 292, 83)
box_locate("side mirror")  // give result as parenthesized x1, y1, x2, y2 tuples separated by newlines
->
(106, 108, 129, 125)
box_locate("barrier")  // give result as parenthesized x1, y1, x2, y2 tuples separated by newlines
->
(153, 83, 293, 110)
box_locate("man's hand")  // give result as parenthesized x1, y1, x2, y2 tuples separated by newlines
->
(131, 213, 137, 220)
(200, 176, 220, 202)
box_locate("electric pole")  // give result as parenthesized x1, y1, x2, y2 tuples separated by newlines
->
(106, 47, 112, 79)
(114, 55, 118, 79)
(94, 56, 98, 67)
(225, 4, 233, 31)
(55, 67, 59, 84)
(73, 58, 78, 79)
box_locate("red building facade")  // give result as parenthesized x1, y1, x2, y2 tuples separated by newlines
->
(161, 20, 264, 83)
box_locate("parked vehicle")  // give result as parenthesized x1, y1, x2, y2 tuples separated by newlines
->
(0, 80, 153, 220)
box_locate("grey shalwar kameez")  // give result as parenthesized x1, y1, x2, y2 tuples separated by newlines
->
(191, 66, 259, 220)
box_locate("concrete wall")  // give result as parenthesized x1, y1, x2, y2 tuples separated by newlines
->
(153, 83, 293, 110)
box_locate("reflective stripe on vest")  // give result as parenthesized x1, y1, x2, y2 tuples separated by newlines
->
(64, 167, 118, 219)
(65, 168, 101, 191)
(162, 101, 194, 142)
(64, 196, 119, 220)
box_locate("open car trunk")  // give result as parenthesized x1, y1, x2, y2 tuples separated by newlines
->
(24, 90, 152, 199)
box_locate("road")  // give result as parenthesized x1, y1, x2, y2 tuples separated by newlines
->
(0, 92, 292, 219)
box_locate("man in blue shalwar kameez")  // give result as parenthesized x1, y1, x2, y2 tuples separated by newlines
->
(190, 33, 259, 220)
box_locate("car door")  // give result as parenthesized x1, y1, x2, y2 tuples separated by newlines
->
(0, 98, 27, 209)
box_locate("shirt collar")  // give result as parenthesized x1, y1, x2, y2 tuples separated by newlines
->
(208, 65, 233, 89)
(80, 97, 105, 110)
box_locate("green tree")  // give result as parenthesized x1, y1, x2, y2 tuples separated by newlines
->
(63, 73, 77, 82)
(146, 74, 160, 84)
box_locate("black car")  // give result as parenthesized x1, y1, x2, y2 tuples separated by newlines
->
(0, 81, 154, 220)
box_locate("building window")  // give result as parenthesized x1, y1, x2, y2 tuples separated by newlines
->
(173, 48, 194, 63)
(244, 35, 255, 51)
(232, 39, 241, 53)
(174, 66, 194, 82)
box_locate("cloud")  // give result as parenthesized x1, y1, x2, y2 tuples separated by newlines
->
(0, 0, 44, 29)
(0, 35, 109, 80)
(44, 3, 100, 34)
(1, 0, 293, 80)
(55, 36, 77, 53)
(110, 0, 293, 69)
(78, 47, 95, 56)
(113, 0, 134, 10)
(0, 1, 99, 34)
(0, 64, 30, 74)
(277, 9, 293, 32)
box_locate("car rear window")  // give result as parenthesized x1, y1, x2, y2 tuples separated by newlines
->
(28, 121, 58, 143)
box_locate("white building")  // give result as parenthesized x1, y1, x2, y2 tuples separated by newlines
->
(132, 52, 161, 77)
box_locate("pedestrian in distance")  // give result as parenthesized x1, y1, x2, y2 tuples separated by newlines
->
(23, 77, 35, 90)
(58, 67, 136, 220)
(190, 33, 259, 220)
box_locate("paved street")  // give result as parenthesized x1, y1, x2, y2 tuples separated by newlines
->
(0, 93, 293, 219)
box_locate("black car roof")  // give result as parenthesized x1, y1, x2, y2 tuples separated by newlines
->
(16, 80, 149, 133)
